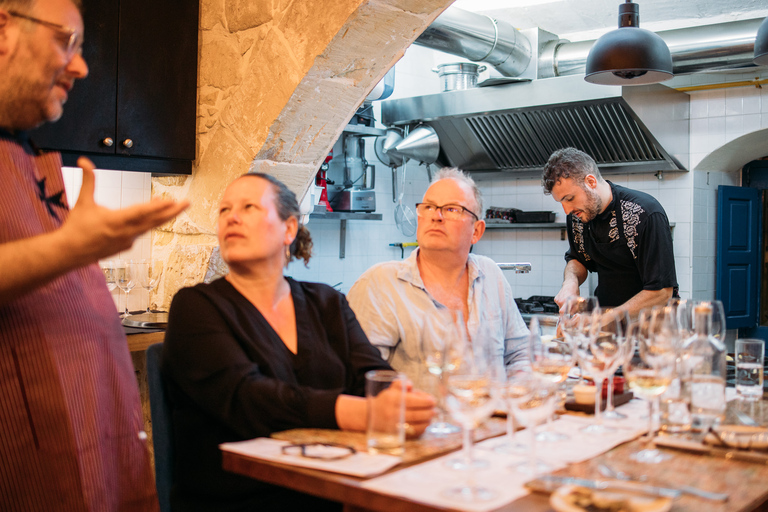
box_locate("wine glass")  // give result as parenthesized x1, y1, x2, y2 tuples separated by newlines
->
(690, 300, 727, 342)
(442, 311, 498, 502)
(135, 259, 162, 314)
(508, 371, 558, 476)
(624, 333, 676, 463)
(529, 315, 574, 441)
(490, 366, 530, 454)
(114, 259, 136, 317)
(602, 308, 631, 421)
(560, 296, 599, 385)
(419, 310, 461, 436)
(100, 260, 117, 292)
(570, 308, 622, 433)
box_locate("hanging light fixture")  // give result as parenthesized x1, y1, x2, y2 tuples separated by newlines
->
(754, 17, 768, 66)
(585, 0, 673, 86)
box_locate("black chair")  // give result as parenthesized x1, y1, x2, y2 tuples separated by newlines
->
(146, 342, 174, 512)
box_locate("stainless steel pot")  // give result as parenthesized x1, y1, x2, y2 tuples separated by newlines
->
(432, 62, 486, 92)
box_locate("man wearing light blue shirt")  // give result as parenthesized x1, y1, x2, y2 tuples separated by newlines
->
(348, 168, 529, 384)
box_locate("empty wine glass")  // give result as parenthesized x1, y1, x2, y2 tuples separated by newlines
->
(625, 334, 676, 463)
(572, 307, 623, 433)
(490, 366, 529, 454)
(442, 311, 498, 502)
(529, 315, 574, 441)
(135, 259, 162, 314)
(508, 371, 558, 476)
(560, 296, 599, 385)
(690, 300, 727, 342)
(419, 310, 461, 436)
(100, 260, 117, 292)
(114, 259, 136, 317)
(602, 308, 631, 421)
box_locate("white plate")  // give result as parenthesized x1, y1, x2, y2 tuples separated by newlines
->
(550, 485, 672, 512)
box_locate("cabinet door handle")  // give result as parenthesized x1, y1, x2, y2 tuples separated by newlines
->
(102, 137, 114, 147)
(122, 139, 134, 148)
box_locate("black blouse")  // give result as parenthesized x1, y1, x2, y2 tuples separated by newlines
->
(162, 277, 390, 511)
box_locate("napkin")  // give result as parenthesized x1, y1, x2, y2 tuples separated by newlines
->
(220, 438, 401, 477)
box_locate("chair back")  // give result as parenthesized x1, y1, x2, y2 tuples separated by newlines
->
(146, 342, 174, 512)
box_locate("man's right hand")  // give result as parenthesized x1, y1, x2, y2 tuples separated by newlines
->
(59, 157, 190, 265)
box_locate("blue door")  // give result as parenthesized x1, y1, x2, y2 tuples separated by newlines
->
(716, 186, 761, 329)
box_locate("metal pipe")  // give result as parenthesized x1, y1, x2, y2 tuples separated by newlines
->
(415, 7, 532, 77)
(417, 7, 763, 79)
(497, 262, 532, 273)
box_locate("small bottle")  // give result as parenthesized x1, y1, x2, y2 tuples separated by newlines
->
(681, 303, 727, 432)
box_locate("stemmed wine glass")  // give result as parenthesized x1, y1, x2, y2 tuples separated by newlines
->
(529, 314, 574, 441)
(442, 310, 498, 502)
(135, 259, 162, 314)
(419, 310, 461, 436)
(624, 324, 676, 463)
(690, 300, 727, 342)
(114, 259, 136, 317)
(572, 307, 623, 433)
(602, 308, 631, 421)
(100, 260, 117, 293)
(560, 296, 599, 385)
(508, 370, 558, 476)
(490, 366, 530, 454)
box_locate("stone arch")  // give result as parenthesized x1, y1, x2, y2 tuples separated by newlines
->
(693, 128, 768, 172)
(151, 0, 453, 307)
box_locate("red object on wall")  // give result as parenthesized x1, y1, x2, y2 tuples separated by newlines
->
(315, 150, 333, 212)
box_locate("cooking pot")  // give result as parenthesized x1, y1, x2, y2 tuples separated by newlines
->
(432, 62, 486, 92)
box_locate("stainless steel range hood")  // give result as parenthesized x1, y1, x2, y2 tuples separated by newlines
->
(380, 74, 689, 175)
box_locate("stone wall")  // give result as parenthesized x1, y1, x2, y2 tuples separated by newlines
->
(151, 0, 453, 307)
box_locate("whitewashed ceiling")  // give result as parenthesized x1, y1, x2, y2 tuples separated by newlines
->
(453, 0, 768, 42)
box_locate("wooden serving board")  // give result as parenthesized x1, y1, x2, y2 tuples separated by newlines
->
(564, 391, 634, 414)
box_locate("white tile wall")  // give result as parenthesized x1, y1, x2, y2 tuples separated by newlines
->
(61, 166, 153, 312)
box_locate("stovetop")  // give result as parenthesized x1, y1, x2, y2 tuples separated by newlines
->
(514, 295, 559, 315)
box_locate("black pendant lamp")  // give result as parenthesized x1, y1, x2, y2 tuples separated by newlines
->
(585, 0, 673, 85)
(754, 17, 768, 66)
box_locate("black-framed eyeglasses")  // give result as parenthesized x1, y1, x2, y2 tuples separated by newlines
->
(8, 10, 82, 58)
(280, 442, 356, 461)
(415, 202, 480, 221)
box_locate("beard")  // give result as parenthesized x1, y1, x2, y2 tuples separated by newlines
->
(578, 187, 603, 223)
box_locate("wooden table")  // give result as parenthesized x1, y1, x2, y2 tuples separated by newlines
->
(222, 402, 768, 512)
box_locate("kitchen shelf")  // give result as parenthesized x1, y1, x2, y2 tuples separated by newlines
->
(308, 211, 383, 259)
(341, 125, 386, 137)
(484, 221, 675, 241)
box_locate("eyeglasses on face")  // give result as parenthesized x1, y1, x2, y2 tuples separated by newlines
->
(415, 202, 480, 221)
(8, 10, 82, 58)
(280, 442, 356, 461)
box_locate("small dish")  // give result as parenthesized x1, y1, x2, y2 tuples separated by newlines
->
(550, 485, 672, 512)
(707, 425, 768, 450)
(573, 384, 596, 405)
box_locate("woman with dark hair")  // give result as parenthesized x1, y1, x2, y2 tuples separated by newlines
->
(162, 173, 435, 512)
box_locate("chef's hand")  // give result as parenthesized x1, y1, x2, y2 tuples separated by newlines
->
(554, 282, 580, 311)
(61, 157, 190, 265)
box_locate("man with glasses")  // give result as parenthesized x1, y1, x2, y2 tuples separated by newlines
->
(0, 0, 188, 509)
(348, 167, 529, 384)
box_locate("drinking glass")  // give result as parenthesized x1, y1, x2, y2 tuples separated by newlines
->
(529, 315, 574, 441)
(560, 296, 599, 385)
(624, 335, 676, 463)
(100, 260, 117, 292)
(114, 260, 136, 317)
(135, 259, 162, 314)
(442, 311, 498, 502)
(508, 371, 558, 476)
(419, 310, 461, 436)
(572, 308, 622, 433)
(602, 308, 631, 421)
(490, 366, 530, 454)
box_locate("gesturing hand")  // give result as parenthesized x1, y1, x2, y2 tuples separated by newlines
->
(61, 157, 190, 264)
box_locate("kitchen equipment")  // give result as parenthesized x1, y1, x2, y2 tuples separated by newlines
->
(122, 312, 168, 328)
(393, 125, 440, 165)
(332, 135, 376, 212)
(432, 62, 487, 92)
(393, 163, 416, 236)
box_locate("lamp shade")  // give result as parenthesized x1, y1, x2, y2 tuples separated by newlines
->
(755, 17, 768, 66)
(585, 1, 673, 86)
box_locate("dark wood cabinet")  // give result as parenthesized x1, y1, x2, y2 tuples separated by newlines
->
(31, 0, 199, 174)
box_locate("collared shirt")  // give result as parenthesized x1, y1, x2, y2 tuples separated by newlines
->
(347, 248, 529, 384)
